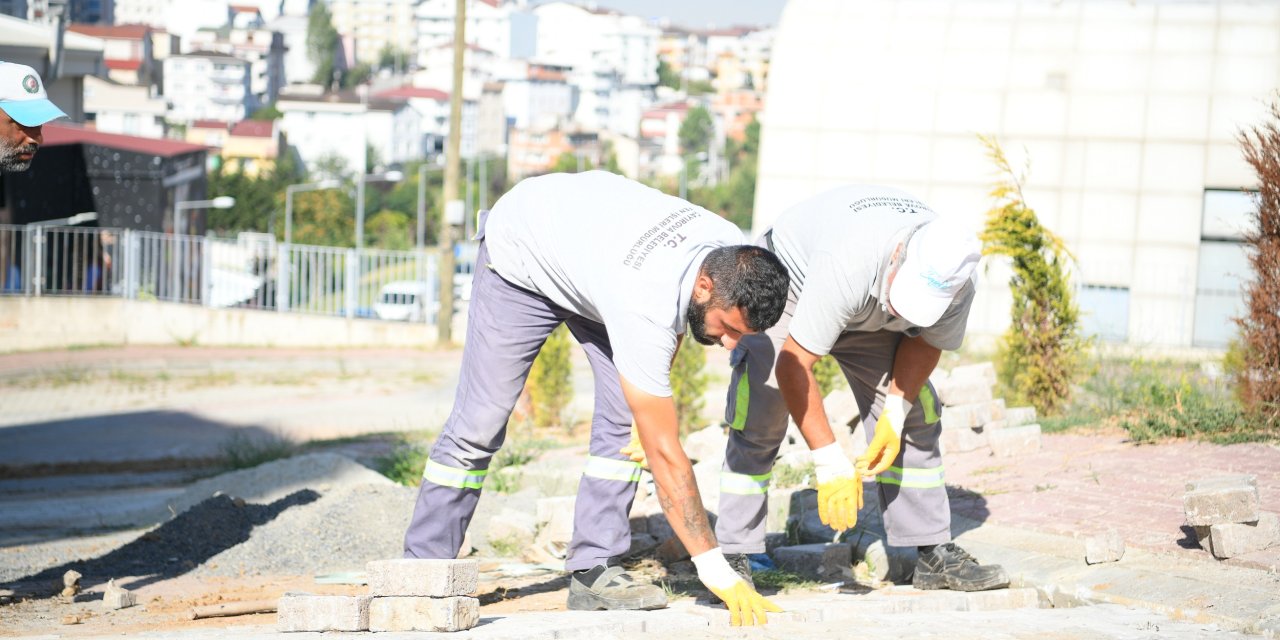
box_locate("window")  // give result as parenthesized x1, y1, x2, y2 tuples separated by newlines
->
(1193, 189, 1256, 348)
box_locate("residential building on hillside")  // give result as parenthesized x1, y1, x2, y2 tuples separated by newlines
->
(84, 75, 167, 138)
(67, 23, 159, 88)
(413, 41, 498, 100)
(760, 0, 1277, 350)
(266, 13, 314, 85)
(277, 90, 421, 176)
(164, 52, 255, 123)
(186, 119, 283, 176)
(507, 124, 599, 180)
(187, 24, 286, 106)
(3, 0, 112, 23)
(533, 1, 659, 135)
(114, 0, 230, 48)
(415, 0, 536, 64)
(327, 0, 417, 66)
(498, 60, 574, 130)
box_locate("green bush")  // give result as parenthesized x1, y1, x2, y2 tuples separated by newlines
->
(672, 339, 709, 436)
(978, 135, 1086, 417)
(1236, 98, 1280, 430)
(376, 443, 429, 486)
(527, 325, 573, 428)
(814, 356, 847, 397)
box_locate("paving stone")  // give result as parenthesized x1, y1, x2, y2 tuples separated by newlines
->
(528, 501, 575, 563)
(988, 398, 1007, 422)
(277, 593, 371, 632)
(765, 532, 788, 556)
(940, 426, 988, 454)
(535, 495, 575, 526)
(1004, 406, 1037, 427)
(767, 486, 804, 533)
(846, 531, 917, 584)
(100, 579, 136, 611)
(786, 489, 840, 544)
(950, 362, 998, 388)
(1084, 530, 1125, 564)
(627, 532, 659, 557)
(939, 380, 994, 407)
(824, 388, 861, 428)
(982, 419, 1006, 432)
(368, 595, 479, 632)
(1183, 474, 1261, 526)
(655, 535, 690, 564)
(988, 424, 1041, 457)
(773, 543, 852, 581)
(488, 507, 537, 551)
(1204, 512, 1280, 559)
(683, 424, 728, 464)
(366, 559, 478, 597)
(942, 402, 992, 429)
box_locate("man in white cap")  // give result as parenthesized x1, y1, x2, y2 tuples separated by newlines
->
(0, 61, 67, 172)
(650, 185, 1010, 593)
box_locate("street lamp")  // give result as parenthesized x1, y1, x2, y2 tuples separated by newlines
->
(355, 170, 404, 249)
(174, 197, 235, 237)
(285, 179, 341, 246)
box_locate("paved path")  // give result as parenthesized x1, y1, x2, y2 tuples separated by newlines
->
(945, 432, 1280, 571)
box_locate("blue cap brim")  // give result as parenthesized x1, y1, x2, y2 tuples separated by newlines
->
(0, 99, 68, 127)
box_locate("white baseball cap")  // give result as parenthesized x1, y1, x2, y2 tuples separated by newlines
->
(0, 61, 67, 127)
(888, 218, 981, 327)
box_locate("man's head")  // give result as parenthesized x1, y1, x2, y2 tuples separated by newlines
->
(0, 62, 67, 172)
(885, 218, 981, 327)
(687, 245, 789, 349)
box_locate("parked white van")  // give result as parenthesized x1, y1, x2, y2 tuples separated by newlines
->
(374, 280, 436, 322)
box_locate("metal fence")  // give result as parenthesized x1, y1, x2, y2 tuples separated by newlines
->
(0, 223, 458, 324)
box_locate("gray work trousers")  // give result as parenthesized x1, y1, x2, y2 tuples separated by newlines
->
(403, 242, 641, 571)
(716, 289, 951, 552)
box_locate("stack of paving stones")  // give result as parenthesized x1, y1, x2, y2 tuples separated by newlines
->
(278, 559, 480, 633)
(1185, 474, 1280, 559)
(934, 362, 1041, 457)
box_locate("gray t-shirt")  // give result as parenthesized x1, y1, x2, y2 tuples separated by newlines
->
(768, 185, 975, 356)
(484, 171, 746, 397)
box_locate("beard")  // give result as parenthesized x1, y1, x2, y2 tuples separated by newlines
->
(0, 141, 37, 172)
(685, 297, 718, 346)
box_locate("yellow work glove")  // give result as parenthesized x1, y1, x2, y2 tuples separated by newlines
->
(857, 394, 907, 476)
(813, 442, 862, 532)
(692, 548, 784, 626)
(619, 425, 648, 469)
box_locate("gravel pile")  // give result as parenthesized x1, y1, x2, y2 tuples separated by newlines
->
(168, 452, 393, 515)
(196, 483, 417, 577)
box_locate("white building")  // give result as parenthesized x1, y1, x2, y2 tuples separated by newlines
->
(374, 85, 481, 159)
(164, 52, 255, 123)
(267, 13, 314, 85)
(84, 75, 167, 138)
(187, 25, 286, 107)
(532, 1, 659, 135)
(498, 60, 574, 130)
(758, 0, 1279, 351)
(277, 90, 422, 176)
(113, 0, 230, 49)
(415, 0, 536, 65)
(327, 0, 418, 66)
(414, 41, 498, 100)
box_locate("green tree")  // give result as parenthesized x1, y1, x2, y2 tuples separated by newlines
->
(365, 209, 413, 250)
(551, 151, 591, 173)
(306, 0, 341, 87)
(249, 103, 282, 121)
(1235, 96, 1280, 428)
(671, 339, 709, 437)
(291, 187, 356, 247)
(679, 106, 714, 158)
(527, 324, 574, 429)
(657, 58, 681, 90)
(342, 62, 373, 89)
(979, 135, 1086, 416)
(814, 356, 847, 398)
(206, 155, 303, 234)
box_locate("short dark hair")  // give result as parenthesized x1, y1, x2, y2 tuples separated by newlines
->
(701, 245, 789, 332)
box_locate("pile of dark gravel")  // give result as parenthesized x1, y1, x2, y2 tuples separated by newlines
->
(10, 491, 320, 593)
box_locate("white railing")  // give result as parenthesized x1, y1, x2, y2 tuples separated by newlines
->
(0, 223, 461, 324)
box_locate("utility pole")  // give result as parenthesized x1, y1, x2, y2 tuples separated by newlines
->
(438, 0, 466, 345)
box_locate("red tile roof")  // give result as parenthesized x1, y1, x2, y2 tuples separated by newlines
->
(67, 23, 150, 39)
(43, 123, 208, 158)
(105, 58, 143, 71)
(229, 120, 274, 138)
(230, 4, 260, 12)
(190, 120, 230, 130)
(373, 86, 449, 101)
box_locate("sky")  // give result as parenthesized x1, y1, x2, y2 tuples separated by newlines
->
(529, 0, 790, 30)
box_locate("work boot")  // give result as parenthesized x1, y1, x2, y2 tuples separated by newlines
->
(566, 565, 667, 611)
(912, 543, 1010, 592)
(707, 553, 755, 605)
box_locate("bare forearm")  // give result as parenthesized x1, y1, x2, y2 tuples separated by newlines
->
(649, 452, 716, 556)
(776, 340, 836, 450)
(889, 335, 941, 400)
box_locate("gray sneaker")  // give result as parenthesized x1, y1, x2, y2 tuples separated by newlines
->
(913, 543, 1009, 592)
(566, 566, 668, 611)
(707, 553, 755, 605)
